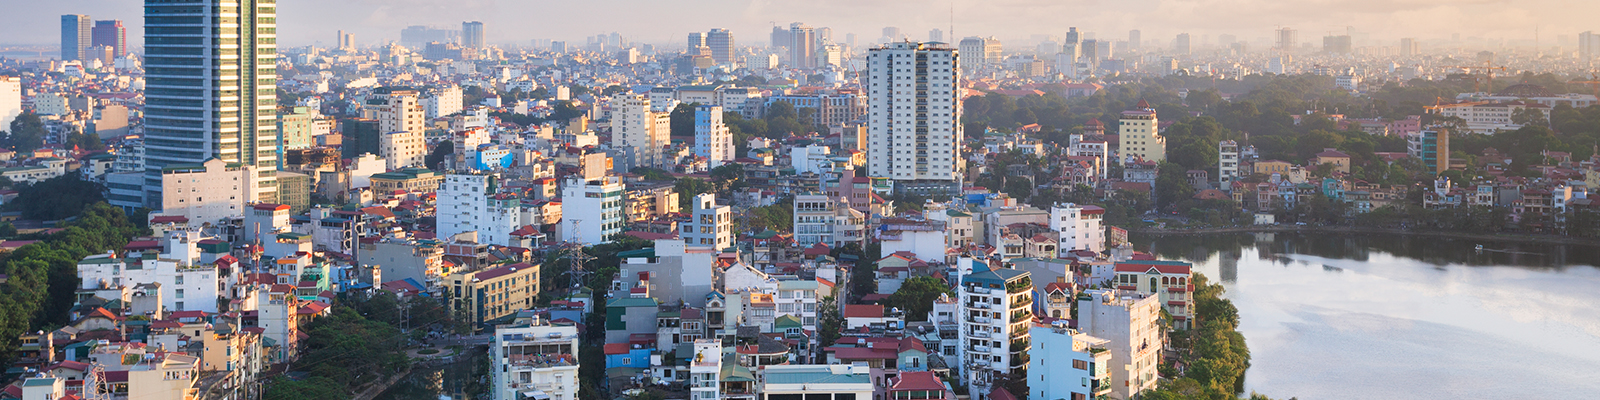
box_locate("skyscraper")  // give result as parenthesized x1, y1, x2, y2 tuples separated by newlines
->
(1580, 32, 1599, 59)
(929, 28, 944, 43)
(706, 29, 734, 65)
(957, 36, 1000, 71)
(1128, 29, 1141, 50)
(771, 26, 790, 49)
(867, 42, 963, 196)
(1399, 38, 1420, 56)
(882, 27, 901, 42)
(462, 21, 484, 48)
(788, 23, 816, 69)
(91, 20, 126, 58)
(144, 0, 279, 206)
(1276, 27, 1297, 52)
(688, 32, 706, 49)
(336, 30, 354, 49)
(1323, 35, 1352, 54)
(1174, 33, 1191, 55)
(61, 15, 91, 61)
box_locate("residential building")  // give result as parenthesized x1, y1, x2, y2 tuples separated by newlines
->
(792, 194, 867, 248)
(1120, 100, 1164, 163)
(1219, 140, 1239, 189)
(688, 339, 722, 400)
(1028, 323, 1114, 400)
(958, 265, 1033, 397)
(957, 36, 1001, 70)
(438, 173, 520, 247)
(1077, 290, 1162, 399)
(682, 193, 732, 249)
(152, 158, 258, 226)
(1113, 260, 1195, 328)
(615, 238, 717, 307)
(448, 262, 540, 328)
(696, 105, 733, 168)
(77, 229, 226, 313)
(614, 95, 675, 170)
(1049, 203, 1106, 255)
(759, 364, 873, 399)
(559, 175, 625, 245)
(423, 86, 464, 119)
(490, 313, 579, 400)
(143, 0, 278, 205)
(867, 41, 963, 197)
(1313, 148, 1351, 174)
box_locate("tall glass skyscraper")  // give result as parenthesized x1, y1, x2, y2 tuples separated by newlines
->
(144, 0, 279, 206)
(61, 15, 91, 61)
(462, 21, 484, 49)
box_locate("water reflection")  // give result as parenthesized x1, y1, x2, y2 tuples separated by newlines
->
(1133, 233, 1600, 399)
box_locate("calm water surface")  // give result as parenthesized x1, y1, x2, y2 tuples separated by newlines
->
(1133, 233, 1600, 399)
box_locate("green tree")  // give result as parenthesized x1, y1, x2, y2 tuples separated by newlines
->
(424, 140, 454, 170)
(885, 277, 954, 322)
(670, 102, 699, 138)
(6, 112, 47, 154)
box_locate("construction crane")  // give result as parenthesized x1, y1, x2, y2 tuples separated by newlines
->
(1569, 73, 1600, 96)
(1443, 62, 1508, 93)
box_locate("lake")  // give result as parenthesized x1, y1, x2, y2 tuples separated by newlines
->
(1132, 232, 1600, 399)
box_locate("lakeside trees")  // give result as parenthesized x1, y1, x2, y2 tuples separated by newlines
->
(1144, 273, 1255, 400)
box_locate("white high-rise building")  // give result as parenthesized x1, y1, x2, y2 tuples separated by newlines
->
(143, 0, 278, 206)
(957, 265, 1033, 396)
(1219, 140, 1240, 189)
(1050, 202, 1106, 254)
(682, 193, 732, 250)
(437, 173, 520, 246)
(867, 42, 963, 196)
(0, 76, 19, 128)
(694, 104, 733, 168)
(369, 89, 426, 170)
(559, 175, 624, 245)
(615, 95, 675, 170)
(152, 158, 259, 226)
(423, 86, 463, 119)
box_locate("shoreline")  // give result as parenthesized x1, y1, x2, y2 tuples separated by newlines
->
(1129, 225, 1600, 246)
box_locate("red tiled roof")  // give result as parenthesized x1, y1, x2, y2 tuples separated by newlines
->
(891, 370, 946, 392)
(843, 304, 884, 318)
(604, 343, 631, 355)
(252, 203, 290, 211)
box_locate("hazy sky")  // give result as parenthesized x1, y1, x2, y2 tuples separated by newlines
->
(1, 0, 1588, 49)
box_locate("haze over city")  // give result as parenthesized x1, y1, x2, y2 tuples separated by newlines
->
(0, 0, 1592, 48)
(0, 0, 1598, 400)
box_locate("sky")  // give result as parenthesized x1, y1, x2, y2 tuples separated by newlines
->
(1, 0, 1590, 50)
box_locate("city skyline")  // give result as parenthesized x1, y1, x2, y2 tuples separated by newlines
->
(1, 0, 1592, 50)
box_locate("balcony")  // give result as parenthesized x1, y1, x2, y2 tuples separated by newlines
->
(968, 330, 991, 339)
(969, 345, 991, 353)
(966, 315, 991, 324)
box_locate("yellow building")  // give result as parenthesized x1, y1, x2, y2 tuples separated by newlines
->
(1254, 160, 1292, 175)
(447, 262, 541, 328)
(1119, 100, 1165, 163)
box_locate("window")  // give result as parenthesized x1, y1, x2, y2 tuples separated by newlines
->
(176, 289, 185, 298)
(1074, 359, 1088, 369)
